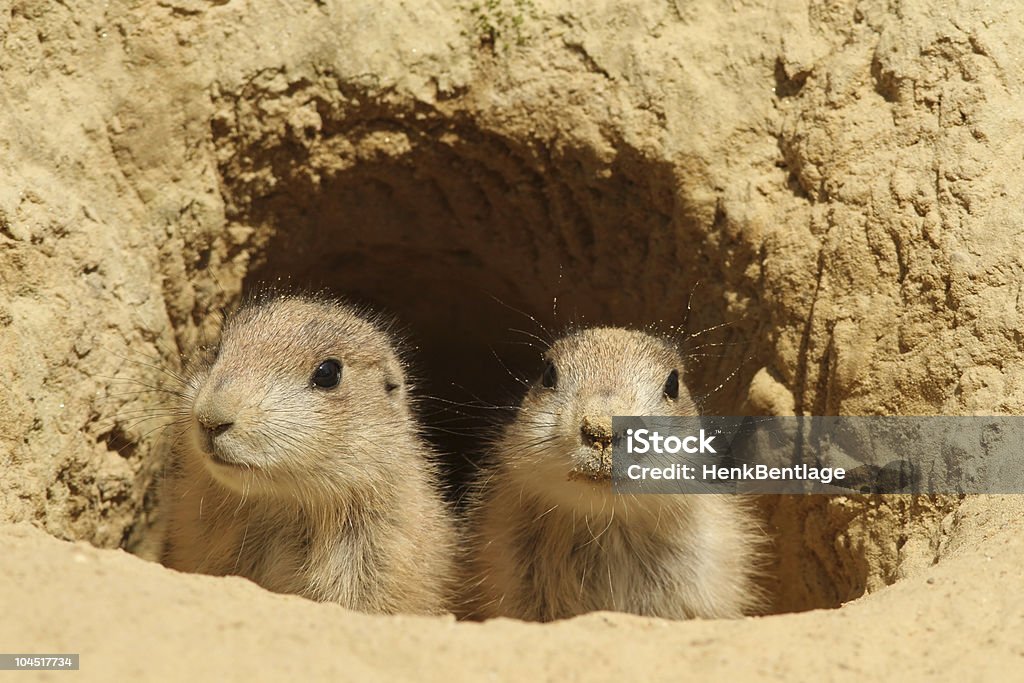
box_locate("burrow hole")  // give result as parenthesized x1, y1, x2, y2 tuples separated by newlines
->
(167, 80, 892, 615)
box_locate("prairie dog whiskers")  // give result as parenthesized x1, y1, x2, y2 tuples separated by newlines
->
(462, 327, 764, 621)
(160, 293, 456, 614)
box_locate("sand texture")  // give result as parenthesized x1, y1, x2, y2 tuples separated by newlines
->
(1, 0, 1022, 678)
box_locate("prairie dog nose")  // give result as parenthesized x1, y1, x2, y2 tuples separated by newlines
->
(194, 410, 235, 456)
(194, 386, 239, 441)
(581, 414, 616, 449)
(201, 419, 234, 437)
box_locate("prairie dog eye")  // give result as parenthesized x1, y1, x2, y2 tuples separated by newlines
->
(541, 361, 558, 389)
(311, 358, 343, 389)
(663, 369, 679, 400)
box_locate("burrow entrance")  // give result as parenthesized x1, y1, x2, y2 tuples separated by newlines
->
(177, 76, 948, 616)
(210, 80, 765, 487)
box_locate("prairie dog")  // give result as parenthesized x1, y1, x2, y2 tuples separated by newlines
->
(160, 294, 455, 614)
(463, 327, 762, 621)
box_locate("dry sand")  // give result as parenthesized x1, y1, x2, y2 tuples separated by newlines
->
(1, 0, 1023, 679)
(2, 505, 1023, 681)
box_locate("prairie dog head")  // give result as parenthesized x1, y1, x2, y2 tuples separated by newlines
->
(180, 295, 411, 501)
(501, 327, 697, 500)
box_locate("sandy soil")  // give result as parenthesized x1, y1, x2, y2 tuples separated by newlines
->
(2, 0, 1023, 678)
(3, 506, 1023, 681)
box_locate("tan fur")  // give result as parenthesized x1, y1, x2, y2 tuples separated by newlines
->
(461, 327, 764, 621)
(160, 294, 456, 614)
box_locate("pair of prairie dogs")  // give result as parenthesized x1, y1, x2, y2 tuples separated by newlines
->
(160, 294, 763, 620)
